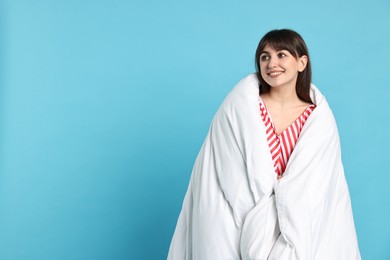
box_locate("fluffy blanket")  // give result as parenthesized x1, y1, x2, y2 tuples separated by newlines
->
(168, 74, 361, 260)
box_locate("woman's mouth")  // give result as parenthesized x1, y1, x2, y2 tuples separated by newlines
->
(267, 71, 284, 78)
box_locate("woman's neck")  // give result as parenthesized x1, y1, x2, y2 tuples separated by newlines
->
(261, 87, 305, 109)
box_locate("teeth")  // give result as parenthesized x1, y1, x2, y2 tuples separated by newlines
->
(269, 72, 282, 76)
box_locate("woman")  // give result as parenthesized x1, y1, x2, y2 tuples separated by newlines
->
(168, 29, 361, 260)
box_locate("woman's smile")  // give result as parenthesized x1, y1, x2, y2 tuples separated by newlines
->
(267, 70, 285, 78)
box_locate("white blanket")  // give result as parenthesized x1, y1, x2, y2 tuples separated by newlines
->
(168, 74, 361, 260)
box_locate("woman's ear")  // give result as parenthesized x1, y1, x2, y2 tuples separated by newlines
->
(298, 55, 308, 72)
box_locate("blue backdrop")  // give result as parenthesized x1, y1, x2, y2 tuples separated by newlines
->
(0, 0, 389, 259)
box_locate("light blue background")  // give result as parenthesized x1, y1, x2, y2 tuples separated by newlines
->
(0, 0, 389, 259)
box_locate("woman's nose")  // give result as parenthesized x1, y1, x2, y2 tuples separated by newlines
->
(268, 56, 277, 68)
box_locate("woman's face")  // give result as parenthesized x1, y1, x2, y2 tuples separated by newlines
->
(259, 44, 307, 91)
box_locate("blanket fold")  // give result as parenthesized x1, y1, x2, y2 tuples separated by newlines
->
(168, 74, 360, 260)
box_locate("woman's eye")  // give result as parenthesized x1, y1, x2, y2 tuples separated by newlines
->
(260, 55, 269, 61)
(278, 52, 287, 58)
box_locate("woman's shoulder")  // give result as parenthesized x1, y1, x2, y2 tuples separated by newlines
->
(214, 74, 260, 117)
(227, 73, 259, 100)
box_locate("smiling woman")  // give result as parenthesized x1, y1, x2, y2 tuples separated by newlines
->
(256, 29, 312, 104)
(168, 29, 361, 260)
(256, 30, 313, 143)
